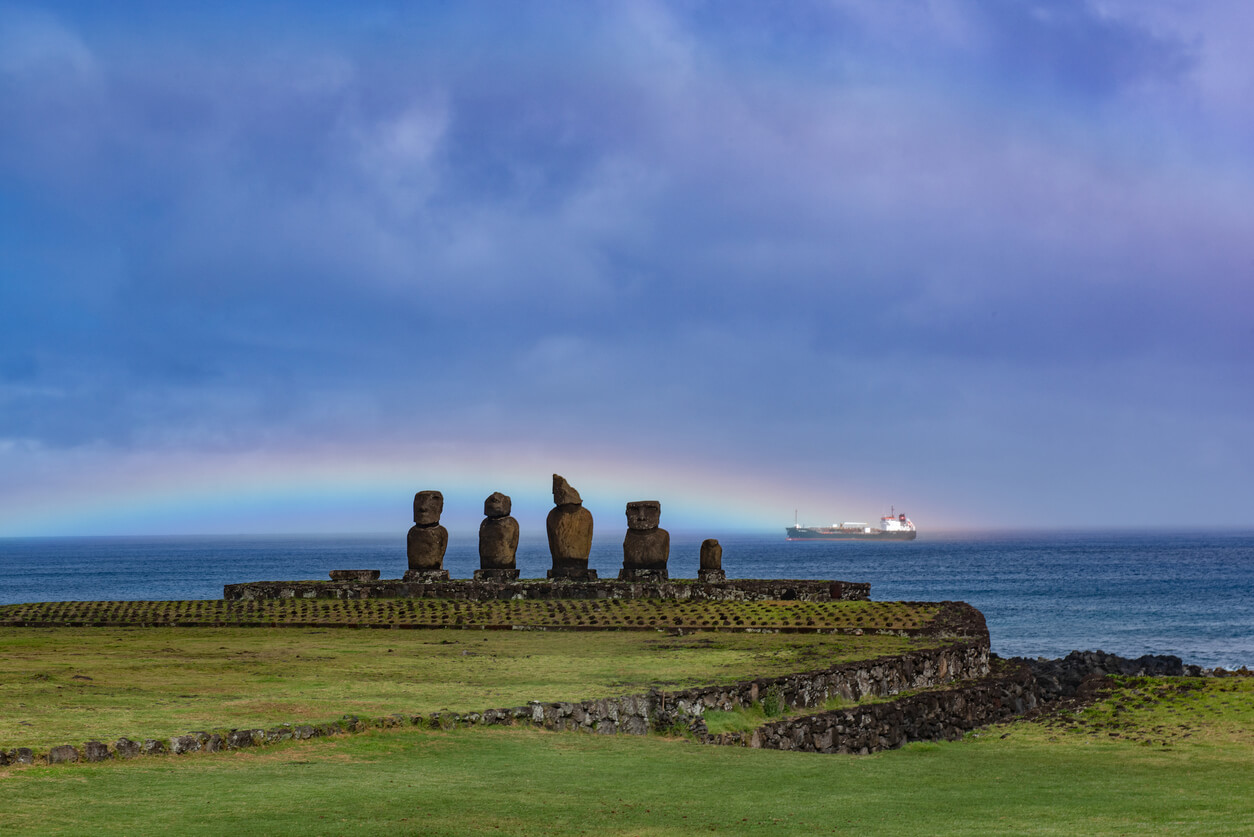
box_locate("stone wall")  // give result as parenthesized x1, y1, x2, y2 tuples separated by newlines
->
(223, 578, 871, 603)
(3, 640, 988, 766)
(710, 661, 1039, 755)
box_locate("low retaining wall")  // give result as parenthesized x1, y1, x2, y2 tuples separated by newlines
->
(223, 578, 871, 603)
(4, 640, 988, 766)
(710, 661, 1039, 755)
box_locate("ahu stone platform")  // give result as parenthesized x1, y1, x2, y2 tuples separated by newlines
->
(223, 577, 871, 603)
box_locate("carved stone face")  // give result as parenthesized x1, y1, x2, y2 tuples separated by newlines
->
(484, 491, 511, 518)
(413, 490, 444, 525)
(552, 474, 582, 506)
(625, 501, 661, 530)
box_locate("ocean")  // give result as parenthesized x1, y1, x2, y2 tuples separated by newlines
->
(1, 531, 1251, 670)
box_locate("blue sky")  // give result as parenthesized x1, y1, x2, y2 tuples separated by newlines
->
(2, 1, 1252, 536)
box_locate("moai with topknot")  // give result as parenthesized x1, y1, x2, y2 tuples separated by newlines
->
(405, 490, 450, 581)
(698, 538, 725, 582)
(546, 474, 596, 579)
(619, 500, 669, 581)
(475, 491, 520, 581)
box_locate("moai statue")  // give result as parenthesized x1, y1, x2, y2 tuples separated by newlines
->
(619, 500, 669, 581)
(546, 474, 596, 579)
(405, 490, 450, 581)
(698, 538, 725, 582)
(475, 491, 520, 581)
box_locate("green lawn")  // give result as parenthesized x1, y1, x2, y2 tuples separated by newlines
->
(2, 678, 1251, 836)
(0, 627, 939, 749)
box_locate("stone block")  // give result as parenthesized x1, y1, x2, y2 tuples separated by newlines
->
(551, 474, 582, 506)
(13, 748, 34, 765)
(403, 568, 451, 582)
(547, 504, 593, 569)
(625, 500, 661, 530)
(329, 570, 380, 581)
(700, 539, 722, 570)
(170, 735, 200, 755)
(83, 741, 111, 762)
(698, 569, 726, 582)
(140, 739, 165, 756)
(623, 527, 669, 570)
(479, 515, 519, 568)
(113, 738, 140, 759)
(406, 524, 448, 570)
(473, 568, 521, 581)
(47, 744, 80, 764)
(226, 730, 255, 749)
(618, 567, 669, 581)
(483, 491, 511, 517)
(547, 567, 598, 580)
(412, 490, 444, 525)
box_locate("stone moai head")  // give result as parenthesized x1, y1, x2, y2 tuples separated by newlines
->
(484, 491, 511, 518)
(413, 490, 444, 526)
(625, 501, 661, 530)
(552, 474, 582, 506)
(700, 538, 723, 570)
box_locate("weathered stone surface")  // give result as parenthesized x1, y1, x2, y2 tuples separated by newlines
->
(623, 527, 670, 570)
(484, 491, 511, 518)
(140, 739, 165, 756)
(625, 500, 661, 530)
(473, 568, 521, 580)
(700, 539, 722, 570)
(170, 735, 200, 755)
(329, 569, 380, 581)
(403, 568, 451, 582)
(551, 474, 582, 506)
(12, 748, 35, 764)
(113, 738, 140, 759)
(83, 741, 111, 762)
(226, 577, 874, 602)
(407, 523, 448, 570)
(479, 515, 519, 568)
(47, 744, 80, 764)
(698, 569, 727, 582)
(547, 506, 593, 571)
(618, 567, 668, 581)
(412, 490, 444, 526)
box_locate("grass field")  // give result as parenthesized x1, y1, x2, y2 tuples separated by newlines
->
(0, 598, 942, 633)
(0, 626, 940, 749)
(2, 677, 1251, 836)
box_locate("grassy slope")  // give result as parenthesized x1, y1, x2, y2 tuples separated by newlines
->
(2, 678, 1251, 836)
(0, 627, 939, 748)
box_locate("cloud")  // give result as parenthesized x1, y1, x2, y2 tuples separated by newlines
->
(1, 1, 1251, 531)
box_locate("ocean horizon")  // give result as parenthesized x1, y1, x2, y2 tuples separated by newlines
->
(2, 530, 1251, 670)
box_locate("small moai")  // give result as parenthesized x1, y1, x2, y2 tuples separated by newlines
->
(404, 490, 450, 581)
(475, 491, 520, 581)
(546, 474, 596, 579)
(698, 538, 725, 582)
(619, 500, 669, 581)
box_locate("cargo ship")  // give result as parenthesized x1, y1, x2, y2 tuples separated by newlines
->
(786, 509, 917, 541)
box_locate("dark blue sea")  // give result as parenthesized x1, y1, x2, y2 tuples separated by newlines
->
(1, 531, 1251, 670)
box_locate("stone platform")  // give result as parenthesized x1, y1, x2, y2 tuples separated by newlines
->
(223, 577, 870, 603)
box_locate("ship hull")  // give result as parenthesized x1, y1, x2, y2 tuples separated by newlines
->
(785, 527, 917, 541)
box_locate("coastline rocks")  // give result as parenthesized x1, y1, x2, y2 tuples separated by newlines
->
(547, 475, 596, 580)
(620, 500, 669, 580)
(698, 538, 725, 582)
(1011, 650, 1196, 703)
(476, 491, 520, 581)
(406, 490, 450, 581)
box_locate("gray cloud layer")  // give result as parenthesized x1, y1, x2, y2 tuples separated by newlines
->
(2, 1, 1251, 528)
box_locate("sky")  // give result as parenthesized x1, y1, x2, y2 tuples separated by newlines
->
(1, 0, 1252, 537)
